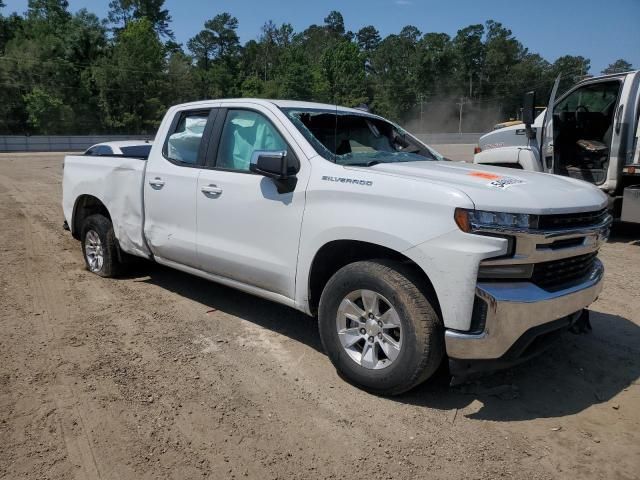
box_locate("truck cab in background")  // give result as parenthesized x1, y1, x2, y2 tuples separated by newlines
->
(475, 70, 640, 223)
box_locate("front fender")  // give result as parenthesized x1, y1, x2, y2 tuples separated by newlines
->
(294, 227, 432, 314)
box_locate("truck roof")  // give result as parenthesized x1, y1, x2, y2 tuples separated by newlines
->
(91, 140, 153, 148)
(575, 70, 640, 85)
(172, 98, 374, 115)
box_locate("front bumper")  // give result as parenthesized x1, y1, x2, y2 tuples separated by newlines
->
(444, 258, 604, 360)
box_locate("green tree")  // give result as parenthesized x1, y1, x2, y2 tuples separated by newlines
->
(187, 28, 215, 69)
(356, 25, 380, 52)
(552, 55, 591, 93)
(324, 11, 345, 36)
(1, 1, 108, 133)
(27, 0, 70, 23)
(188, 13, 241, 98)
(321, 40, 366, 106)
(23, 87, 72, 132)
(0, 5, 23, 53)
(452, 24, 485, 97)
(481, 20, 526, 102)
(92, 18, 165, 132)
(0, 3, 605, 135)
(370, 33, 420, 119)
(107, 0, 133, 29)
(164, 50, 199, 103)
(255, 20, 294, 82)
(505, 52, 551, 116)
(602, 59, 633, 74)
(415, 32, 454, 97)
(108, 0, 173, 38)
(399, 25, 421, 43)
(188, 12, 239, 66)
(278, 47, 313, 100)
(240, 75, 264, 97)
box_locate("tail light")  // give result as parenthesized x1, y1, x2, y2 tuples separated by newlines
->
(474, 146, 482, 154)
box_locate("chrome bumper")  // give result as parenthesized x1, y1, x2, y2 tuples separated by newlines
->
(445, 258, 604, 360)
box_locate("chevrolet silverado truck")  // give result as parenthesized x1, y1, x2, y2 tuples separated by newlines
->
(62, 99, 611, 394)
(475, 70, 640, 223)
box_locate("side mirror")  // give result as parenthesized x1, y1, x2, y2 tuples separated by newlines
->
(522, 91, 537, 139)
(250, 150, 294, 180)
(522, 91, 536, 126)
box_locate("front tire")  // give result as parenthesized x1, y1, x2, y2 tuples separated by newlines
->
(80, 214, 122, 278)
(318, 260, 443, 396)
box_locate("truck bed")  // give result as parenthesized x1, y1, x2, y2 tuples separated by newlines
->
(62, 154, 151, 258)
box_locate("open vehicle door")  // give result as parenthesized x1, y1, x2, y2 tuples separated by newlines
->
(540, 75, 562, 173)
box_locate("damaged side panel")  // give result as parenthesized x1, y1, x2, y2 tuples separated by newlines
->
(62, 155, 151, 258)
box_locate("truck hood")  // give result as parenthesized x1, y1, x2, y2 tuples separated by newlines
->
(359, 161, 608, 214)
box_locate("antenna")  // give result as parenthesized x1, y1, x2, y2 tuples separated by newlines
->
(333, 93, 338, 163)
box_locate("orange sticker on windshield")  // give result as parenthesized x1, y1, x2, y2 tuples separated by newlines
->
(468, 171, 502, 180)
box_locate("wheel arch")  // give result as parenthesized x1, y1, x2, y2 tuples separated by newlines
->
(71, 194, 111, 240)
(306, 239, 441, 318)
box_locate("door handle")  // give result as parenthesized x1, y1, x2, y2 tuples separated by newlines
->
(148, 177, 165, 189)
(201, 184, 223, 196)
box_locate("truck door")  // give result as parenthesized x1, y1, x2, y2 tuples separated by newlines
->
(143, 107, 217, 267)
(550, 79, 623, 184)
(195, 104, 308, 299)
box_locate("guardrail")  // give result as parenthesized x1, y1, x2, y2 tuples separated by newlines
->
(415, 133, 483, 145)
(0, 132, 482, 153)
(0, 135, 154, 152)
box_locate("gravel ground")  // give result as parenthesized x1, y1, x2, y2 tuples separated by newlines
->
(0, 152, 639, 480)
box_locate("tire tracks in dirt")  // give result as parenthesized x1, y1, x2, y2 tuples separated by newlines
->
(1, 175, 103, 479)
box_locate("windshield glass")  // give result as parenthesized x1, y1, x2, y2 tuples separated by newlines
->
(281, 108, 440, 165)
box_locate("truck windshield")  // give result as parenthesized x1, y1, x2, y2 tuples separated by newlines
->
(281, 108, 439, 166)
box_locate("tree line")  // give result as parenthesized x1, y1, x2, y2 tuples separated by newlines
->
(0, 0, 634, 134)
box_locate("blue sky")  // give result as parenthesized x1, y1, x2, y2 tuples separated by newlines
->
(4, 0, 639, 74)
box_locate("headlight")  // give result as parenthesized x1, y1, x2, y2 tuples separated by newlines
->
(454, 208, 537, 232)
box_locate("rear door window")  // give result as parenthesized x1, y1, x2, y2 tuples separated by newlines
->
(164, 110, 212, 166)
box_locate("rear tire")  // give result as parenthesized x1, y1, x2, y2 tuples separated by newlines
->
(318, 260, 443, 396)
(80, 214, 122, 278)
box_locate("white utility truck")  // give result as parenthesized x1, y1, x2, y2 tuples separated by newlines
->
(63, 99, 611, 394)
(475, 70, 640, 223)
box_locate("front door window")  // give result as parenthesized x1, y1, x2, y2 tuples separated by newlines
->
(216, 110, 287, 172)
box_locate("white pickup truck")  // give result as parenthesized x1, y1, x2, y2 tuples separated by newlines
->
(63, 99, 611, 394)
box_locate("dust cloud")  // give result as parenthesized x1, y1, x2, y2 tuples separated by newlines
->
(403, 98, 508, 134)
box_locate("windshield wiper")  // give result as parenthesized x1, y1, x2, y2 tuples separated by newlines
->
(364, 160, 380, 167)
(339, 159, 381, 167)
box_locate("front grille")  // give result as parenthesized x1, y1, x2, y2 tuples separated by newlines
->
(531, 252, 598, 290)
(537, 208, 608, 230)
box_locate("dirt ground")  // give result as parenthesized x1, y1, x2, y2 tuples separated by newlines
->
(0, 152, 639, 480)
